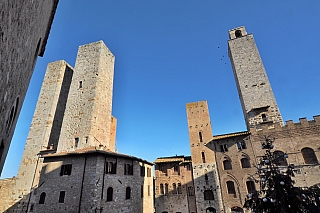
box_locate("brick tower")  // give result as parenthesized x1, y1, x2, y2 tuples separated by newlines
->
(57, 41, 115, 152)
(228, 26, 283, 130)
(186, 101, 222, 212)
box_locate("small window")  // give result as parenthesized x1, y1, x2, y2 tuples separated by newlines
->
(199, 132, 203, 142)
(188, 186, 194, 196)
(60, 164, 72, 176)
(160, 184, 164, 194)
(58, 191, 65, 203)
(160, 164, 167, 175)
(124, 163, 133, 175)
(39, 192, 46, 204)
(107, 187, 113, 201)
(148, 185, 151, 196)
(227, 181, 236, 194)
(30, 204, 34, 211)
(223, 160, 232, 170)
(202, 151, 206, 163)
(204, 190, 214, 200)
(177, 183, 182, 194)
(220, 144, 228, 152)
(186, 163, 191, 171)
(0, 140, 4, 160)
(141, 185, 144, 198)
(105, 162, 116, 174)
(301, 147, 318, 164)
(140, 165, 145, 176)
(246, 181, 256, 193)
(74, 138, 79, 147)
(237, 140, 246, 150)
(173, 183, 177, 194)
(241, 158, 251, 168)
(235, 30, 242, 38)
(79, 81, 82, 88)
(165, 183, 169, 195)
(205, 174, 208, 181)
(261, 114, 267, 122)
(147, 167, 151, 177)
(126, 187, 131, 199)
(173, 165, 179, 173)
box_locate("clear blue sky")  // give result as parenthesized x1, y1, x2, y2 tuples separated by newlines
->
(2, 1, 320, 178)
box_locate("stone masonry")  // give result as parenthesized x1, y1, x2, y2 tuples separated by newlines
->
(0, 41, 154, 213)
(154, 156, 196, 213)
(186, 101, 223, 213)
(228, 26, 283, 130)
(0, 0, 59, 174)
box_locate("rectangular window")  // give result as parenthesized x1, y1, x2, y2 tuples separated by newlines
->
(141, 185, 144, 198)
(124, 163, 133, 175)
(58, 191, 65, 203)
(147, 167, 151, 177)
(220, 144, 228, 152)
(148, 185, 150, 196)
(199, 132, 203, 142)
(140, 165, 145, 176)
(105, 162, 117, 174)
(60, 164, 72, 176)
(75, 138, 79, 147)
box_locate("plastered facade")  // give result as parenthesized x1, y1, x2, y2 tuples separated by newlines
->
(0, 0, 58, 174)
(154, 156, 196, 213)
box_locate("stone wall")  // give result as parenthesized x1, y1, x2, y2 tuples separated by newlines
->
(0, 0, 59, 174)
(29, 151, 153, 213)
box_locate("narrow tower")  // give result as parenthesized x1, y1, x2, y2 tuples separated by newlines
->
(228, 26, 283, 130)
(186, 101, 222, 212)
(57, 41, 115, 152)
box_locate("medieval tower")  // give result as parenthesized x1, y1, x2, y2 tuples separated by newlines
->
(186, 101, 223, 212)
(227, 26, 283, 130)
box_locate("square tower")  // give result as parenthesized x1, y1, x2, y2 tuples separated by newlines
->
(228, 26, 283, 130)
(58, 41, 115, 152)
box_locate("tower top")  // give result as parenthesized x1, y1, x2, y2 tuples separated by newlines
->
(228, 26, 248, 40)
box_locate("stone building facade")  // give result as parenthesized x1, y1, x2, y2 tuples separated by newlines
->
(0, 41, 154, 213)
(181, 26, 320, 213)
(154, 156, 196, 213)
(0, 0, 59, 174)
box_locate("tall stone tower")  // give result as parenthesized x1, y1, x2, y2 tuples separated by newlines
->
(14, 60, 73, 210)
(186, 101, 222, 212)
(228, 26, 283, 130)
(57, 41, 115, 152)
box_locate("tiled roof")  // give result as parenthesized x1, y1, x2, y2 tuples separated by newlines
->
(211, 131, 250, 141)
(40, 146, 153, 165)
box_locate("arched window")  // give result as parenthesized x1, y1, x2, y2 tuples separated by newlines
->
(173, 183, 177, 194)
(223, 160, 232, 170)
(177, 183, 182, 194)
(241, 158, 250, 168)
(39, 192, 46, 204)
(126, 187, 131, 199)
(227, 181, 236, 194)
(165, 183, 169, 194)
(204, 190, 214, 200)
(160, 184, 164, 194)
(199, 131, 203, 142)
(235, 30, 242, 38)
(107, 187, 113, 201)
(273, 151, 288, 166)
(246, 181, 256, 193)
(301, 147, 318, 164)
(206, 207, 216, 213)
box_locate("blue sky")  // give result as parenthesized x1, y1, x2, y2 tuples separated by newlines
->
(2, 1, 320, 178)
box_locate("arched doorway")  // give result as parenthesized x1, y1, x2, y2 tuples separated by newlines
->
(206, 207, 216, 213)
(231, 206, 243, 213)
